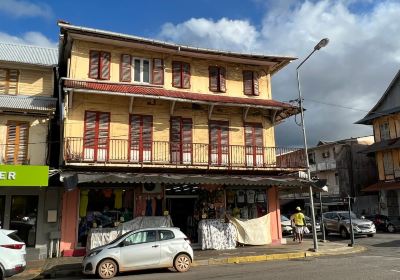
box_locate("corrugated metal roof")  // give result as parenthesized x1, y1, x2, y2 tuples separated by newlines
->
(0, 42, 58, 67)
(0, 95, 57, 113)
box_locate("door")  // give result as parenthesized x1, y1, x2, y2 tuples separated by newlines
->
(209, 121, 229, 165)
(9, 195, 38, 247)
(0, 195, 5, 229)
(170, 117, 192, 164)
(245, 123, 264, 167)
(83, 111, 110, 161)
(387, 190, 399, 216)
(119, 230, 160, 270)
(167, 198, 197, 243)
(129, 115, 152, 162)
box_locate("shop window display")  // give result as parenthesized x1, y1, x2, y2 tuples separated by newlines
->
(225, 189, 268, 219)
(78, 189, 134, 247)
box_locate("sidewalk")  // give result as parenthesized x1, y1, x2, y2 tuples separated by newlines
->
(11, 239, 365, 280)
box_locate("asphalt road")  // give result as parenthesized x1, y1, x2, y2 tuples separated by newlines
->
(56, 232, 400, 280)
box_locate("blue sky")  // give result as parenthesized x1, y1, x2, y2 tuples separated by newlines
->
(1, 0, 400, 147)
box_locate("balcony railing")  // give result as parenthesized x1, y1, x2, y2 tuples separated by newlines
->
(64, 137, 306, 170)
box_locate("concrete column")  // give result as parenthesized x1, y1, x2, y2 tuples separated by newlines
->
(60, 188, 79, 255)
(268, 186, 282, 244)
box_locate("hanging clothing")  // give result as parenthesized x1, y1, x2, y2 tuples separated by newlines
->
(114, 190, 123, 209)
(135, 196, 144, 217)
(79, 190, 89, 218)
(246, 190, 256, 204)
(123, 190, 134, 208)
(236, 190, 246, 203)
(155, 198, 163, 216)
(145, 198, 153, 216)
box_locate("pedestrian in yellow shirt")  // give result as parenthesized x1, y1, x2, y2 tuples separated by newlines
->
(291, 207, 306, 243)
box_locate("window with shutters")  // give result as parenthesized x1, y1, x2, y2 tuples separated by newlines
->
(120, 55, 164, 85)
(83, 111, 110, 161)
(0, 68, 19, 94)
(5, 121, 29, 164)
(120, 54, 132, 82)
(170, 117, 192, 164)
(129, 115, 153, 162)
(209, 121, 229, 165)
(172, 61, 190, 89)
(133, 58, 151, 83)
(244, 123, 264, 167)
(209, 66, 226, 92)
(243, 70, 259, 96)
(89, 51, 111, 80)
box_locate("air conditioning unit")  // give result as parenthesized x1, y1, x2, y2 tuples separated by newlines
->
(142, 183, 162, 194)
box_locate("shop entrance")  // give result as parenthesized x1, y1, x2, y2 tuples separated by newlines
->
(10, 195, 38, 247)
(166, 196, 198, 243)
(0, 195, 5, 229)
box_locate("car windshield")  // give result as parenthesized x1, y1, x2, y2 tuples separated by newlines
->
(281, 215, 289, 221)
(338, 212, 357, 219)
(108, 231, 133, 245)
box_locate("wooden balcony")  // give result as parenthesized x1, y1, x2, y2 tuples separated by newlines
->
(64, 137, 306, 171)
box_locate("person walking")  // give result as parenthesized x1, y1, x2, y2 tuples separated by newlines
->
(291, 206, 306, 243)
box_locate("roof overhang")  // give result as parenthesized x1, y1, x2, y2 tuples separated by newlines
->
(363, 181, 400, 192)
(59, 23, 296, 75)
(0, 95, 57, 116)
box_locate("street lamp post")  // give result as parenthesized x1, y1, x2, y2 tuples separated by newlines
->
(296, 38, 329, 252)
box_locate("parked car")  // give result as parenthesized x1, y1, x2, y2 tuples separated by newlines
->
(280, 215, 293, 236)
(83, 227, 193, 279)
(304, 216, 321, 232)
(323, 211, 376, 238)
(364, 214, 400, 233)
(0, 229, 26, 279)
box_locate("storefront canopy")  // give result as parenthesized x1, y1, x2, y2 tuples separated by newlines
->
(363, 181, 400, 192)
(60, 172, 326, 193)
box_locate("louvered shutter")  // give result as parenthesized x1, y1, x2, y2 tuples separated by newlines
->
(130, 115, 141, 161)
(98, 113, 110, 149)
(0, 69, 6, 93)
(120, 54, 131, 82)
(243, 71, 253, 95)
(142, 116, 152, 154)
(220, 123, 229, 164)
(183, 62, 190, 89)
(100, 52, 111, 80)
(210, 122, 218, 163)
(209, 66, 219, 92)
(219, 67, 226, 92)
(172, 62, 181, 87)
(152, 58, 164, 85)
(8, 69, 19, 94)
(182, 118, 192, 163)
(6, 123, 17, 164)
(170, 117, 181, 163)
(89, 51, 100, 79)
(84, 112, 96, 149)
(17, 123, 29, 163)
(253, 72, 259, 96)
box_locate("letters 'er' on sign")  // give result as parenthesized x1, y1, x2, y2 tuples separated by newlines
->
(0, 165, 49, 187)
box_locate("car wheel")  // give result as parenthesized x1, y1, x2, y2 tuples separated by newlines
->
(387, 224, 396, 233)
(367, 234, 374, 237)
(174, 253, 191, 273)
(340, 227, 349, 239)
(97, 259, 118, 279)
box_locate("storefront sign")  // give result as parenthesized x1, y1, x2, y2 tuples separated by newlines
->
(0, 165, 49, 187)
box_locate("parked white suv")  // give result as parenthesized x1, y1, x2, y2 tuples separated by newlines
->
(0, 229, 26, 279)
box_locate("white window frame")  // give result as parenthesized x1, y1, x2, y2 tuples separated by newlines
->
(132, 57, 152, 84)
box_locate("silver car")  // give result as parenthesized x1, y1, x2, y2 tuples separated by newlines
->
(83, 227, 193, 279)
(323, 211, 376, 238)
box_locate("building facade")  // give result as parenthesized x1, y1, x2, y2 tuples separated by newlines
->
(0, 42, 58, 259)
(279, 137, 378, 216)
(357, 70, 400, 216)
(57, 22, 305, 256)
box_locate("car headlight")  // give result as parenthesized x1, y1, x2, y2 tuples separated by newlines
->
(88, 249, 102, 257)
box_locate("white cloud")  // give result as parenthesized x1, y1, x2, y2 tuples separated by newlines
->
(0, 0, 53, 19)
(0, 31, 56, 48)
(158, 0, 400, 146)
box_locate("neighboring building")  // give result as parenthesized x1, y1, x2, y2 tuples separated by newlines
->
(357, 70, 400, 216)
(0, 42, 58, 259)
(57, 22, 305, 256)
(279, 137, 378, 215)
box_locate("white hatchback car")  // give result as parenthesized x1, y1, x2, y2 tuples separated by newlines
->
(0, 229, 26, 279)
(83, 227, 193, 279)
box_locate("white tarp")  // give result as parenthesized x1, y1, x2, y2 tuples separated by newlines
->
(229, 214, 272, 245)
(87, 216, 173, 251)
(198, 219, 237, 250)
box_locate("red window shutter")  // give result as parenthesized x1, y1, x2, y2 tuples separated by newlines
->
(243, 70, 253, 95)
(209, 66, 219, 92)
(172, 61, 181, 87)
(89, 51, 100, 79)
(183, 62, 190, 89)
(130, 115, 141, 154)
(152, 58, 164, 85)
(84, 111, 97, 149)
(142, 116, 153, 152)
(210, 122, 218, 156)
(182, 118, 192, 154)
(120, 54, 131, 82)
(98, 113, 110, 149)
(219, 67, 226, 92)
(253, 72, 259, 96)
(100, 52, 111, 80)
(170, 117, 181, 163)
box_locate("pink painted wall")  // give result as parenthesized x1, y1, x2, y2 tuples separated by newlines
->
(60, 189, 79, 255)
(268, 186, 282, 243)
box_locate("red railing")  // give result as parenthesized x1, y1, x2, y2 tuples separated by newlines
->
(64, 137, 306, 169)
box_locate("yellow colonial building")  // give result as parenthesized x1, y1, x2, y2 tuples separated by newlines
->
(57, 22, 305, 256)
(0, 42, 58, 259)
(358, 70, 400, 217)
